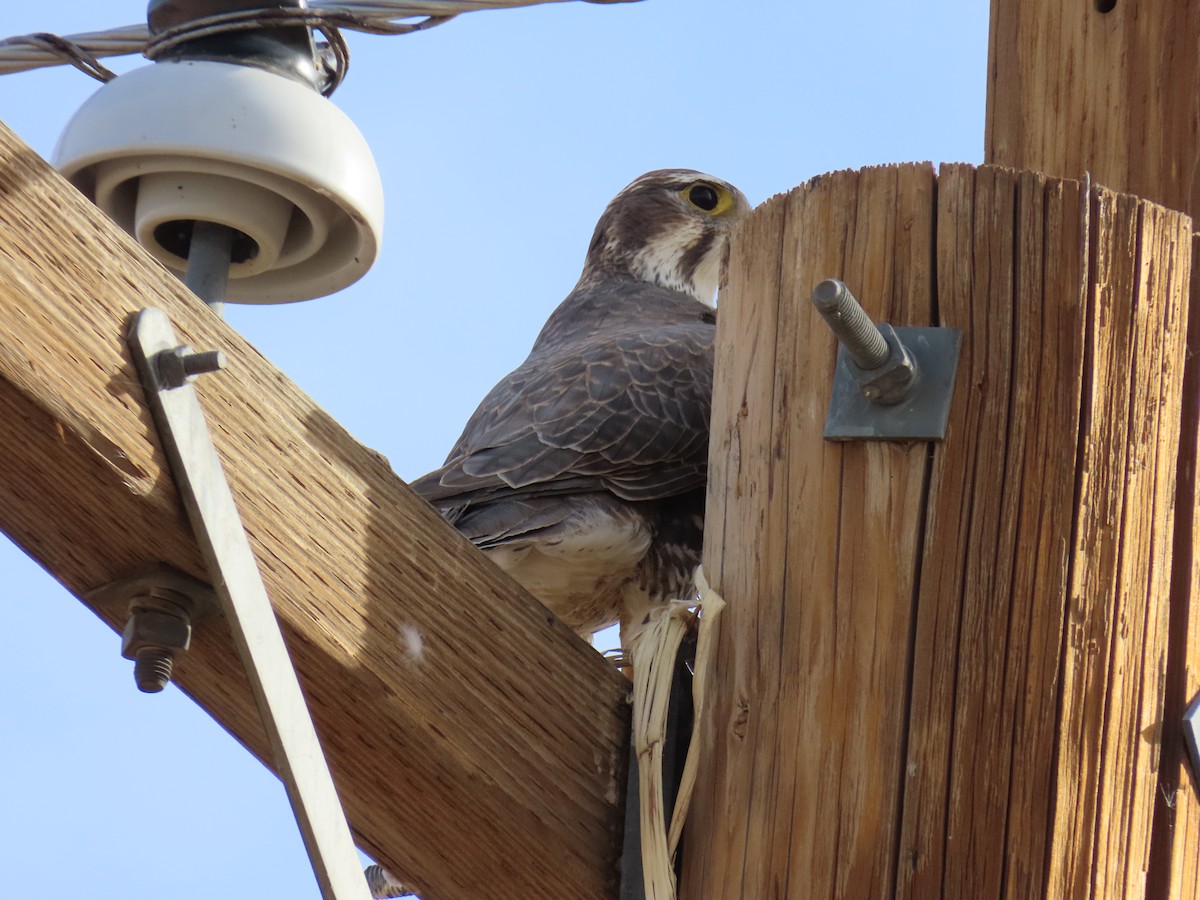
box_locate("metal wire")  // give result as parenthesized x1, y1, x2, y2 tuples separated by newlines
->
(0, 25, 141, 77)
(0, 0, 633, 78)
(1, 32, 119, 81)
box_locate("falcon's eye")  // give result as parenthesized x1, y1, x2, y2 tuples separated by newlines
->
(687, 184, 720, 211)
(680, 180, 736, 215)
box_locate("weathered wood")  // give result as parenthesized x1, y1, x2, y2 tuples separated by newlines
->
(985, 0, 1200, 224)
(0, 121, 630, 900)
(987, 6, 1200, 896)
(1048, 188, 1188, 899)
(682, 163, 1193, 899)
(1150, 241, 1200, 900)
(896, 165, 1091, 900)
(682, 162, 934, 898)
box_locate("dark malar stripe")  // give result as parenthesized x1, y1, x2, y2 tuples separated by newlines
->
(678, 229, 716, 290)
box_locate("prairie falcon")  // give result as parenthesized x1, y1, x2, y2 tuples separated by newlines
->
(411, 169, 749, 645)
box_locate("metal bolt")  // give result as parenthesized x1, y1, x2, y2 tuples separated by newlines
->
(812, 279, 891, 370)
(181, 349, 226, 377)
(155, 345, 227, 389)
(133, 647, 176, 693)
(121, 595, 194, 693)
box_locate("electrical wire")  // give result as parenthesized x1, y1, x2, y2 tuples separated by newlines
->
(0, 0, 634, 81)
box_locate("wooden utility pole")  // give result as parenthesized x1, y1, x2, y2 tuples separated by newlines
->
(0, 123, 629, 900)
(682, 2, 1200, 898)
(988, 3, 1200, 895)
(681, 162, 1194, 899)
(986, 0, 1200, 222)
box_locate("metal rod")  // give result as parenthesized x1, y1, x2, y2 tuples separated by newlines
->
(812, 279, 890, 369)
(128, 308, 372, 900)
(183, 220, 233, 315)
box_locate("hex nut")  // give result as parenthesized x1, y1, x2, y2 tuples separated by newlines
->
(849, 325, 918, 405)
(121, 609, 192, 660)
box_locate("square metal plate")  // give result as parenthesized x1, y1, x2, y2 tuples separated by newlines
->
(823, 326, 962, 441)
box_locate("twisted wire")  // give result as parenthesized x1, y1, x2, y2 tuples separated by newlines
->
(2, 32, 119, 81)
(0, 0, 632, 79)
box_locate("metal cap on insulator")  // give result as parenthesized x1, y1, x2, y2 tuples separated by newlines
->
(147, 0, 326, 91)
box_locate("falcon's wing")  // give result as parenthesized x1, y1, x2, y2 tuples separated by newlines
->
(410, 320, 712, 508)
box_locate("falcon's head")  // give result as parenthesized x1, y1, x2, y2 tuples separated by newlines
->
(579, 169, 751, 305)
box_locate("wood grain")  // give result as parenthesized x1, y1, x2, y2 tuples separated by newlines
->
(0, 121, 630, 900)
(682, 162, 934, 899)
(1149, 234, 1200, 900)
(986, 0, 1200, 224)
(684, 163, 1193, 899)
(896, 165, 1092, 900)
(1046, 184, 1191, 900)
(988, 5, 1200, 897)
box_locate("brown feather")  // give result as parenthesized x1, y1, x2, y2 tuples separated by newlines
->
(410, 169, 749, 637)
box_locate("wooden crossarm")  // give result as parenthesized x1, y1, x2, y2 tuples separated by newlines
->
(0, 121, 630, 900)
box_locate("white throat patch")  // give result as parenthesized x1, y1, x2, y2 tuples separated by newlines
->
(626, 220, 723, 306)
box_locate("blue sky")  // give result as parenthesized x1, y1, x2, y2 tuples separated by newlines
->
(0, 2, 988, 897)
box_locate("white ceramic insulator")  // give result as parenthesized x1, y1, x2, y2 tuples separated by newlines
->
(53, 59, 385, 304)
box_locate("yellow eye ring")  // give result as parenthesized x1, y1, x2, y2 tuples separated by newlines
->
(681, 181, 735, 215)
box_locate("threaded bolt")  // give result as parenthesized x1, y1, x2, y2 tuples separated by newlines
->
(121, 603, 192, 694)
(156, 345, 227, 389)
(812, 279, 891, 369)
(181, 349, 226, 377)
(134, 648, 175, 693)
